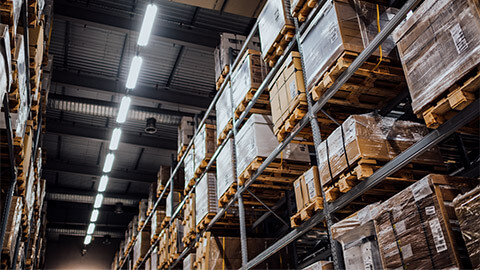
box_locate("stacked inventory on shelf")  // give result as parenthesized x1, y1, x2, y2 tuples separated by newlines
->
(113, 0, 479, 269)
(1, 0, 52, 269)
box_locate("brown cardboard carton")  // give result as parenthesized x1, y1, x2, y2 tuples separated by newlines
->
(393, 0, 480, 115)
(300, 175, 309, 206)
(293, 178, 304, 210)
(133, 231, 150, 264)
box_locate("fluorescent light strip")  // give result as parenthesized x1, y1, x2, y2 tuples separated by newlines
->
(98, 175, 109, 192)
(103, 153, 115, 173)
(109, 128, 122, 150)
(125, 56, 143, 89)
(137, 4, 158, 46)
(87, 223, 96, 234)
(90, 209, 99, 222)
(84, 235, 92, 245)
(94, 194, 104, 208)
(116, 96, 131, 123)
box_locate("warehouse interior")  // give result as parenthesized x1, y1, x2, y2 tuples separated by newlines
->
(0, 0, 479, 269)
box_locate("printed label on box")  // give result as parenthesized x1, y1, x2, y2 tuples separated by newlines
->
(429, 217, 448, 253)
(450, 23, 468, 54)
(425, 206, 436, 215)
(401, 244, 413, 259)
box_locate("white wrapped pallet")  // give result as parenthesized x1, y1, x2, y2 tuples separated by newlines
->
(215, 82, 233, 142)
(166, 190, 181, 217)
(178, 116, 195, 154)
(194, 124, 216, 173)
(195, 172, 218, 226)
(235, 114, 310, 177)
(183, 148, 195, 189)
(216, 138, 235, 201)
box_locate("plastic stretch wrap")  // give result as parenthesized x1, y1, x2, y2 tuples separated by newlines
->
(178, 116, 195, 150)
(166, 191, 181, 217)
(214, 33, 261, 81)
(393, 0, 480, 114)
(216, 139, 235, 200)
(0, 24, 12, 97)
(151, 247, 158, 270)
(138, 199, 148, 225)
(194, 124, 216, 172)
(269, 51, 306, 130)
(301, 261, 334, 270)
(151, 209, 166, 237)
(184, 148, 195, 186)
(316, 114, 442, 186)
(374, 174, 472, 269)
(257, 0, 294, 59)
(133, 231, 150, 264)
(195, 173, 218, 225)
(215, 82, 233, 140)
(235, 114, 310, 177)
(300, 0, 397, 91)
(331, 204, 383, 270)
(183, 253, 195, 270)
(453, 185, 480, 269)
(1, 196, 22, 263)
(231, 50, 266, 111)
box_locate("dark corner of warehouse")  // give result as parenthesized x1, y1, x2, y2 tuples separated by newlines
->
(0, 0, 479, 269)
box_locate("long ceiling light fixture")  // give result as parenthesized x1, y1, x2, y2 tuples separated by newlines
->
(83, 1, 158, 246)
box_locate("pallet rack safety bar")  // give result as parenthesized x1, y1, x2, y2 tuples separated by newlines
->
(119, 23, 261, 270)
(244, 98, 480, 270)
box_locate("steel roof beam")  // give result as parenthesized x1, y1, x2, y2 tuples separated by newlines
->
(46, 120, 177, 151)
(51, 70, 212, 110)
(44, 161, 156, 184)
(54, 0, 218, 50)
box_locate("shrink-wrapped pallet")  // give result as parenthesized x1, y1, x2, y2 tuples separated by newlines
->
(231, 50, 266, 112)
(194, 124, 216, 173)
(393, 0, 480, 115)
(257, 0, 294, 60)
(0, 24, 11, 102)
(166, 191, 181, 217)
(316, 114, 442, 186)
(147, 182, 156, 214)
(184, 148, 195, 188)
(374, 174, 476, 269)
(215, 82, 233, 142)
(453, 185, 480, 269)
(195, 173, 218, 226)
(293, 166, 321, 210)
(1, 196, 22, 264)
(151, 209, 166, 238)
(0, 0, 23, 41)
(331, 204, 383, 270)
(138, 199, 148, 228)
(157, 165, 170, 193)
(151, 247, 158, 270)
(183, 253, 195, 270)
(216, 139, 235, 201)
(301, 261, 334, 270)
(235, 114, 310, 177)
(214, 33, 260, 82)
(133, 231, 150, 264)
(178, 116, 195, 153)
(168, 219, 184, 259)
(300, 0, 397, 91)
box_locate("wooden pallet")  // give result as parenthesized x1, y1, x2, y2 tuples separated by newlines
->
(184, 178, 195, 195)
(194, 153, 214, 178)
(177, 145, 187, 161)
(420, 66, 480, 129)
(216, 119, 232, 146)
(181, 230, 196, 245)
(233, 88, 270, 119)
(218, 183, 237, 208)
(273, 94, 309, 142)
(311, 51, 405, 110)
(290, 197, 324, 227)
(237, 157, 311, 187)
(264, 24, 295, 67)
(323, 157, 446, 203)
(216, 65, 229, 90)
(291, 0, 318, 22)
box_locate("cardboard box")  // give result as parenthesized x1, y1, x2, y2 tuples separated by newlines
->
(304, 166, 321, 202)
(393, 0, 480, 115)
(293, 178, 305, 210)
(301, 261, 334, 270)
(1, 196, 22, 264)
(156, 165, 170, 194)
(183, 193, 195, 240)
(133, 231, 150, 264)
(168, 219, 184, 259)
(151, 247, 158, 270)
(178, 116, 195, 150)
(235, 114, 310, 177)
(195, 172, 218, 226)
(184, 148, 195, 188)
(316, 114, 443, 186)
(138, 199, 148, 227)
(194, 124, 216, 173)
(269, 51, 306, 132)
(231, 49, 266, 112)
(374, 174, 477, 269)
(214, 33, 261, 82)
(183, 253, 195, 270)
(216, 138, 235, 201)
(151, 209, 166, 238)
(453, 185, 480, 269)
(300, 0, 397, 91)
(257, 0, 294, 59)
(147, 182, 156, 213)
(166, 191, 182, 217)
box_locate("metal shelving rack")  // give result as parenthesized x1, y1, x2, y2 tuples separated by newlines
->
(117, 0, 480, 269)
(0, 1, 46, 268)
